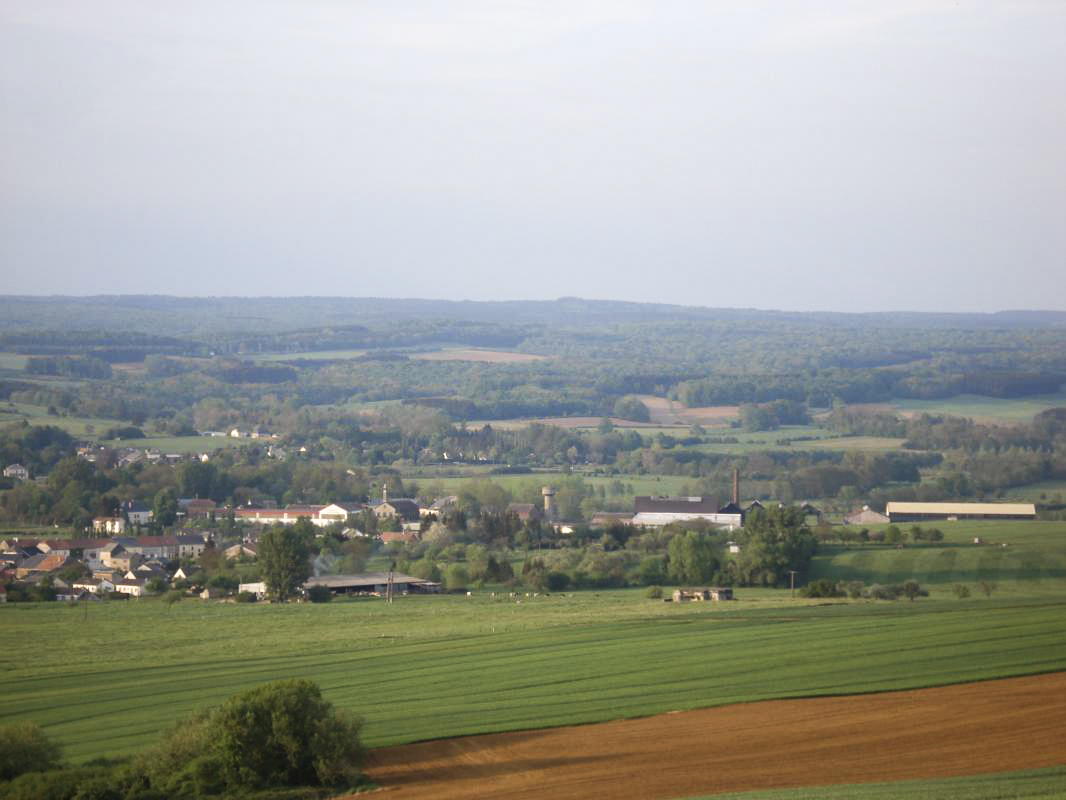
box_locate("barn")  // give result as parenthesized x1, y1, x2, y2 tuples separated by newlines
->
(885, 502, 1037, 523)
(303, 573, 441, 596)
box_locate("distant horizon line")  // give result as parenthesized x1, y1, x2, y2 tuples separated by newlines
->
(2, 293, 1064, 317)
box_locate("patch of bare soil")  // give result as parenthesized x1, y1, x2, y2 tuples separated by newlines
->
(634, 395, 739, 427)
(363, 673, 1066, 799)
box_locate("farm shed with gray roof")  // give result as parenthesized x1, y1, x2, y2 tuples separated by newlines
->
(304, 573, 440, 595)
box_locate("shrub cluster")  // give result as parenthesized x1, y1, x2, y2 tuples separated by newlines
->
(802, 579, 928, 601)
(0, 680, 365, 800)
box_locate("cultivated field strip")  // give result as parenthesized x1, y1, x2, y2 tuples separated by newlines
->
(2, 596, 1065, 763)
(364, 674, 1066, 800)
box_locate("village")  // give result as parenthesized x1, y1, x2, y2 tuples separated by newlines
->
(1, 460, 1037, 606)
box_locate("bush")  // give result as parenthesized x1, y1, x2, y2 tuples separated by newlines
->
(212, 679, 364, 789)
(952, 583, 971, 599)
(544, 571, 570, 592)
(442, 564, 470, 592)
(865, 583, 902, 600)
(0, 721, 63, 781)
(305, 585, 332, 604)
(901, 580, 928, 601)
(645, 586, 663, 599)
(800, 578, 844, 598)
(843, 580, 865, 599)
(236, 590, 257, 603)
(134, 679, 364, 795)
(0, 766, 117, 800)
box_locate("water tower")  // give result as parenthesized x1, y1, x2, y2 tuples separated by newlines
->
(542, 486, 557, 520)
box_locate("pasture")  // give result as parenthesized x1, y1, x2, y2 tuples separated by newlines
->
(100, 434, 243, 454)
(2, 589, 1065, 766)
(0, 402, 121, 438)
(810, 520, 1066, 597)
(887, 391, 1066, 425)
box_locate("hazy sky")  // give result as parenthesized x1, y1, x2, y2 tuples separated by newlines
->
(2, 1, 1064, 311)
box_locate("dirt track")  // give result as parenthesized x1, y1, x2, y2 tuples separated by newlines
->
(364, 673, 1066, 799)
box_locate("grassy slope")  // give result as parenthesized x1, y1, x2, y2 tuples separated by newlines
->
(1, 592, 1064, 764)
(810, 521, 1066, 598)
(679, 766, 1066, 800)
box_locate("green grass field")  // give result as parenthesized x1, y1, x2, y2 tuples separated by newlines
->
(0, 402, 120, 438)
(101, 434, 243, 454)
(681, 766, 1066, 799)
(405, 470, 692, 500)
(2, 590, 1065, 765)
(810, 521, 1066, 599)
(889, 392, 1066, 425)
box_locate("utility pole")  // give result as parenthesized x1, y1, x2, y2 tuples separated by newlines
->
(788, 570, 798, 598)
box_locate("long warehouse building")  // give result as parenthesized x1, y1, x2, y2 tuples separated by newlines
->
(885, 502, 1036, 523)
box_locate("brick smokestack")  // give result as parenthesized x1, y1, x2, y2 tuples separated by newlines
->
(732, 469, 739, 505)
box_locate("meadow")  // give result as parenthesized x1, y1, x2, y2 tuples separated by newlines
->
(809, 520, 1066, 599)
(887, 391, 1066, 425)
(0, 402, 122, 438)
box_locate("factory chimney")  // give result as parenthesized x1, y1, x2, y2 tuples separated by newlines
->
(732, 469, 739, 506)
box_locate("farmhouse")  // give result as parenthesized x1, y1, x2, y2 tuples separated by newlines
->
(15, 552, 70, 579)
(372, 497, 421, 523)
(422, 495, 458, 517)
(632, 496, 743, 530)
(179, 498, 217, 518)
(126, 535, 179, 560)
(176, 533, 210, 558)
(115, 577, 146, 597)
(123, 500, 153, 526)
(223, 543, 258, 560)
(380, 531, 419, 545)
(3, 463, 29, 481)
(885, 502, 1037, 523)
(506, 503, 543, 523)
(304, 572, 441, 596)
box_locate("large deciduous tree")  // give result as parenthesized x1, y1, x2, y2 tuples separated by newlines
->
(735, 505, 817, 587)
(259, 526, 312, 602)
(667, 530, 719, 584)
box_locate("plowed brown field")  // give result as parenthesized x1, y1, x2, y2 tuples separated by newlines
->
(364, 673, 1066, 799)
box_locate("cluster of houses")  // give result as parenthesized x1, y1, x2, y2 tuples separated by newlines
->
(0, 532, 213, 602)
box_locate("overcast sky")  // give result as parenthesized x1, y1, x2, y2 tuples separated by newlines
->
(2, 1, 1064, 312)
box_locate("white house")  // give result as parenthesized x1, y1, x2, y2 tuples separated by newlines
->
(115, 577, 146, 597)
(3, 463, 29, 481)
(123, 501, 153, 526)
